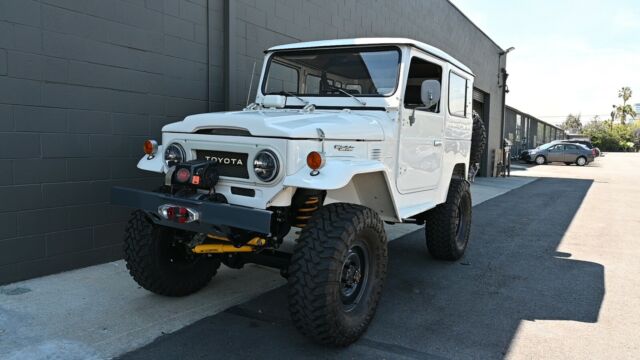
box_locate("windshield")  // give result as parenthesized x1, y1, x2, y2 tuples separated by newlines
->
(262, 46, 401, 98)
(536, 143, 554, 150)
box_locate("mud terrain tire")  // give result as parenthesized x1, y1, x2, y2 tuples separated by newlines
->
(470, 111, 487, 166)
(287, 203, 388, 346)
(425, 179, 472, 261)
(123, 210, 220, 296)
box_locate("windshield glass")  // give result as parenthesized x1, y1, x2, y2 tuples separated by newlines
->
(262, 46, 401, 97)
(537, 143, 554, 150)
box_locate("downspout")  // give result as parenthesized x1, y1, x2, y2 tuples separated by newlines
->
(498, 47, 514, 176)
(499, 67, 508, 175)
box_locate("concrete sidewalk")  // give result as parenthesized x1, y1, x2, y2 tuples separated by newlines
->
(0, 176, 536, 360)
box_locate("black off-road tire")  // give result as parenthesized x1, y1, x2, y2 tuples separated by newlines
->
(123, 210, 220, 297)
(470, 111, 487, 166)
(287, 203, 388, 346)
(425, 179, 472, 261)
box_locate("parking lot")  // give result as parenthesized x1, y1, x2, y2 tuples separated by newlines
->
(2, 153, 638, 359)
(117, 154, 640, 359)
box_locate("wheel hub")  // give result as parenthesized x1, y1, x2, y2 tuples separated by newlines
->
(340, 244, 369, 310)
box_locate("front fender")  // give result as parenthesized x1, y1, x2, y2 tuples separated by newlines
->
(283, 159, 386, 190)
(137, 145, 165, 173)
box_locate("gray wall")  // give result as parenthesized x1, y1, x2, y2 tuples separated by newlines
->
(0, 0, 224, 284)
(505, 106, 566, 155)
(0, 0, 504, 284)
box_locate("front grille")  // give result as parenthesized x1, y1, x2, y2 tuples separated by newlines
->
(195, 150, 249, 179)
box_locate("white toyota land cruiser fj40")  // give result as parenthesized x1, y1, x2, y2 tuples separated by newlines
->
(112, 38, 486, 346)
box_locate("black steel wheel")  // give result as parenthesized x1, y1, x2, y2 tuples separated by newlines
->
(287, 203, 387, 346)
(123, 210, 220, 297)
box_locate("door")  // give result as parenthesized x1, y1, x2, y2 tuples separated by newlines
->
(563, 144, 580, 162)
(547, 144, 565, 162)
(397, 55, 445, 193)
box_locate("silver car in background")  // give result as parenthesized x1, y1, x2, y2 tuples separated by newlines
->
(523, 142, 596, 166)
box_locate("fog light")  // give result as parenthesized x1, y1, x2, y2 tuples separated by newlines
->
(175, 168, 191, 183)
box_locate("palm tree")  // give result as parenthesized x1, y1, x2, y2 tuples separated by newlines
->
(616, 87, 636, 125)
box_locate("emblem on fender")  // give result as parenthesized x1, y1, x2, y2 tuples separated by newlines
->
(334, 145, 354, 152)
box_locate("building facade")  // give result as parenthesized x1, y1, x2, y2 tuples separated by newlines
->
(0, 0, 507, 284)
(504, 106, 566, 156)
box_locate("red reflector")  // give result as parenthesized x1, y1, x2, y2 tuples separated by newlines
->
(191, 175, 201, 185)
(176, 168, 190, 183)
(165, 207, 175, 220)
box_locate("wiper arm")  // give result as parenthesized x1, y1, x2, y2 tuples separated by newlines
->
(328, 86, 367, 106)
(278, 91, 308, 105)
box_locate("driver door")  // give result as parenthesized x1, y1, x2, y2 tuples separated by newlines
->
(397, 54, 445, 193)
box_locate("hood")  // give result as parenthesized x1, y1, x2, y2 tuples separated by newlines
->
(162, 110, 385, 140)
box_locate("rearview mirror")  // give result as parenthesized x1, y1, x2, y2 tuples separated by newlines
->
(420, 80, 441, 108)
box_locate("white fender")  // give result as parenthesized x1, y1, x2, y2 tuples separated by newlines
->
(137, 145, 165, 173)
(283, 159, 387, 190)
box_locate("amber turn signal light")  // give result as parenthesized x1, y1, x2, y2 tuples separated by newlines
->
(143, 140, 158, 155)
(306, 151, 325, 170)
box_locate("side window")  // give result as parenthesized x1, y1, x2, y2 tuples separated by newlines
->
(403, 57, 442, 112)
(565, 144, 578, 150)
(264, 62, 299, 94)
(449, 72, 468, 117)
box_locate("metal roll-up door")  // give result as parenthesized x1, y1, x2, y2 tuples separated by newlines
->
(473, 88, 485, 103)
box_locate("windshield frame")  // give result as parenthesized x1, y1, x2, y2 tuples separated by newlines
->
(260, 46, 403, 99)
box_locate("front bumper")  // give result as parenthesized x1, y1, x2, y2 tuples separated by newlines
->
(111, 187, 272, 234)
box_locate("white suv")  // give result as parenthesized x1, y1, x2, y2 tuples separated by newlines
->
(112, 38, 486, 346)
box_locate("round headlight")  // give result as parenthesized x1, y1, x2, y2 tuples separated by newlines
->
(164, 143, 185, 167)
(253, 150, 279, 182)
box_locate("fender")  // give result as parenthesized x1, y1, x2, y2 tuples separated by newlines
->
(283, 159, 386, 190)
(137, 145, 165, 173)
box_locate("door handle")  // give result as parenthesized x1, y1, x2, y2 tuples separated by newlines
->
(433, 140, 443, 147)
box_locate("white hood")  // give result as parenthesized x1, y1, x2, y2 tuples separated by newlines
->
(162, 110, 385, 140)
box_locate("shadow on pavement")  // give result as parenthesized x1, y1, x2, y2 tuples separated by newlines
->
(119, 178, 604, 360)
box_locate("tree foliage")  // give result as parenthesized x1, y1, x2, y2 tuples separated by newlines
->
(583, 118, 637, 151)
(615, 87, 636, 125)
(560, 113, 582, 133)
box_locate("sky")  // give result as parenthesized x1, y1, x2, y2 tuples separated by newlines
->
(450, 0, 640, 125)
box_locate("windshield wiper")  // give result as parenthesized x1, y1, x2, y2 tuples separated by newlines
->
(277, 91, 308, 105)
(328, 85, 367, 106)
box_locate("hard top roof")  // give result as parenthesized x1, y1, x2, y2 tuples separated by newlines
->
(267, 37, 473, 75)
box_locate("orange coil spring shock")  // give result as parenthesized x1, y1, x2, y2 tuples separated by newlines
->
(295, 195, 320, 228)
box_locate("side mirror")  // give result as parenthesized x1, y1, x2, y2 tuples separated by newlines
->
(420, 80, 441, 108)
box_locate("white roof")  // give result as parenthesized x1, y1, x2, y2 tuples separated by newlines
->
(267, 37, 473, 75)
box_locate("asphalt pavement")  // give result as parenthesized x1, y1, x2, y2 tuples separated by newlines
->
(119, 164, 618, 359)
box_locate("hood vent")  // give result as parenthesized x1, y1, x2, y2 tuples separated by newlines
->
(195, 128, 252, 136)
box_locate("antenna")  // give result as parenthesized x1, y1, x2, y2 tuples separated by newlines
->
(246, 61, 257, 106)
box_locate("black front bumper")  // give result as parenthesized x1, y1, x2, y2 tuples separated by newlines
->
(111, 187, 272, 234)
